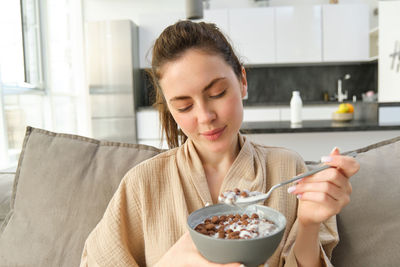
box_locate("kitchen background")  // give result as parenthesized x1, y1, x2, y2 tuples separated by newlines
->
(0, 0, 400, 166)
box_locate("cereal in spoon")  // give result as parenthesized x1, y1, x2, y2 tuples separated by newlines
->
(218, 188, 263, 205)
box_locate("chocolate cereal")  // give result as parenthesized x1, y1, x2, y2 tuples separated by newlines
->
(194, 213, 277, 240)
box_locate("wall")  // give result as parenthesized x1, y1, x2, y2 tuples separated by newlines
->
(378, 0, 400, 102)
(83, 0, 185, 22)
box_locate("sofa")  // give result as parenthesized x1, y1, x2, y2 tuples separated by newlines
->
(0, 126, 399, 266)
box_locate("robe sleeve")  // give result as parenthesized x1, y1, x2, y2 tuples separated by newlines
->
(280, 216, 339, 267)
(279, 157, 339, 267)
(80, 172, 145, 267)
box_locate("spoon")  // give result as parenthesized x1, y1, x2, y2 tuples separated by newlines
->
(234, 151, 358, 206)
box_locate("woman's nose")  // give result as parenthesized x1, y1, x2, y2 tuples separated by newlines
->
(197, 104, 216, 124)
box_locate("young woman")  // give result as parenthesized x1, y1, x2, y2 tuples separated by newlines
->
(80, 21, 359, 267)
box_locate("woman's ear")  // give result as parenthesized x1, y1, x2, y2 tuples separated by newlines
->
(240, 66, 248, 99)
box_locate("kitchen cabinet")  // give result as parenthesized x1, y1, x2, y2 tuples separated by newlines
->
(243, 107, 280, 122)
(322, 4, 369, 62)
(228, 7, 275, 65)
(138, 12, 184, 69)
(137, 4, 371, 69)
(201, 9, 230, 36)
(275, 6, 322, 63)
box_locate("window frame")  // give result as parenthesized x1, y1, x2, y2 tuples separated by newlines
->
(2, 0, 46, 95)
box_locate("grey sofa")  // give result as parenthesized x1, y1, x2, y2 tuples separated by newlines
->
(0, 126, 399, 266)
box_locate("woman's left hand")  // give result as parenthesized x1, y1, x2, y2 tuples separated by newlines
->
(288, 147, 360, 226)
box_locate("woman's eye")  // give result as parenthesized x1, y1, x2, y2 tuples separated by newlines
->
(210, 90, 226, 99)
(177, 105, 192, 112)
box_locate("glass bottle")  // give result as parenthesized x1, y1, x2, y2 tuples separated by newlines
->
(290, 91, 303, 124)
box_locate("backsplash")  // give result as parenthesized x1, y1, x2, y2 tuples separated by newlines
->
(138, 61, 377, 107)
(244, 62, 377, 105)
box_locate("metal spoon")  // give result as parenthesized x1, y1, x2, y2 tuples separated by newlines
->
(234, 151, 358, 206)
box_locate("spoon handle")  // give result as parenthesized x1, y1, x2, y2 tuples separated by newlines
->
(235, 151, 358, 205)
(276, 165, 330, 188)
(275, 151, 358, 188)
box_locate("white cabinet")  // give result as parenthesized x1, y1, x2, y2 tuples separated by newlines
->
(243, 107, 280, 122)
(137, 5, 371, 68)
(202, 9, 230, 36)
(138, 12, 184, 69)
(322, 4, 369, 62)
(276, 6, 322, 63)
(228, 7, 275, 65)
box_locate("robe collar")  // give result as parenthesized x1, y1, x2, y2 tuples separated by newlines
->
(178, 134, 267, 205)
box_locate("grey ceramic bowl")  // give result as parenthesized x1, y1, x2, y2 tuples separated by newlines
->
(187, 204, 286, 267)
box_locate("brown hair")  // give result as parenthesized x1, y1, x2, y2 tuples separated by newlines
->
(148, 20, 243, 148)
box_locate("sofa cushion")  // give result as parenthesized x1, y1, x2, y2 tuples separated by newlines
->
(0, 127, 162, 266)
(0, 171, 15, 224)
(325, 136, 400, 267)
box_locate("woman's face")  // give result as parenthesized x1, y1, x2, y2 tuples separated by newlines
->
(159, 49, 247, 154)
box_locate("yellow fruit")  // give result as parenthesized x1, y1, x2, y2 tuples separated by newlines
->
(337, 103, 349, 113)
(337, 103, 354, 113)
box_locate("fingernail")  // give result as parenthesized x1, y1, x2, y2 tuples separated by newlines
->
(239, 264, 246, 267)
(321, 156, 332, 163)
(287, 186, 296, 194)
(296, 194, 302, 199)
(331, 147, 339, 154)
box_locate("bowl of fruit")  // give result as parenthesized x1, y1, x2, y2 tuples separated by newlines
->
(332, 103, 354, 122)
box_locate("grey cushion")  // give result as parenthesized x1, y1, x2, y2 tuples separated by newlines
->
(0, 171, 15, 224)
(328, 136, 400, 267)
(0, 126, 162, 266)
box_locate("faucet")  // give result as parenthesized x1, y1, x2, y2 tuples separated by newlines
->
(337, 74, 350, 102)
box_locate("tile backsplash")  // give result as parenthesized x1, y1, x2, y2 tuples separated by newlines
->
(139, 61, 377, 107)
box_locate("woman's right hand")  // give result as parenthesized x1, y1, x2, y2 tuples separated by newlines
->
(155, 232, 242, 267)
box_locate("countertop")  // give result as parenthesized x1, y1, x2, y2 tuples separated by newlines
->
(241, 119, 400, 134)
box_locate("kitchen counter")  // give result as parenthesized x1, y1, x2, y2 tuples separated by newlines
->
(241, 119, 400, 134)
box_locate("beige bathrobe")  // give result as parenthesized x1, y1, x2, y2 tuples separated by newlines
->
(80, 135, 338, 267)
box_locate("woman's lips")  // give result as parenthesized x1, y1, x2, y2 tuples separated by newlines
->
(201, 126, 226, 141)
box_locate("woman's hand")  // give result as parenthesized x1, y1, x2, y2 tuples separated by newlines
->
(288, 147, 360, 226)
(155, 232, 242, 267)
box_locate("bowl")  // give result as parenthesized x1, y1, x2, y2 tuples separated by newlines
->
(332, 112, 353, 122)
(187, 204, 286, 267)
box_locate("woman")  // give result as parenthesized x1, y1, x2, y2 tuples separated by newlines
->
(80, 21, 359, 267)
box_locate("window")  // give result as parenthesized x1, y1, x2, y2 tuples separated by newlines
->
(0, 0, 90, 168)
(0, 0, 45, 167)
(0, 0, 43, 91)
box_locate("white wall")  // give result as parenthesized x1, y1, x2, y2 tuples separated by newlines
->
(378, 0, 400, 102)
(83, 0, 185, 22)
(83, 0, 378, 29)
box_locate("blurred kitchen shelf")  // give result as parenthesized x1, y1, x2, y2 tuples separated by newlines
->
(370, 27, 379, 59)
(369, 56, 378, 61)
(370, 27, 379, 37)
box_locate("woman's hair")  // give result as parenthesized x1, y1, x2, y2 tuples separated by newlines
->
(148, 20, 243, 149)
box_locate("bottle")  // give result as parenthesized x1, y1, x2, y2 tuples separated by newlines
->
(290, 91, 303, 124)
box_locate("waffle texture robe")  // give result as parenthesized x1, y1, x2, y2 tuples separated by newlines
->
(80, 135, 338, 267)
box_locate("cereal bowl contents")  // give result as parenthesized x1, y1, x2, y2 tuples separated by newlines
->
(194, 213, 278, 240)
(187, 204, 286, 267)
